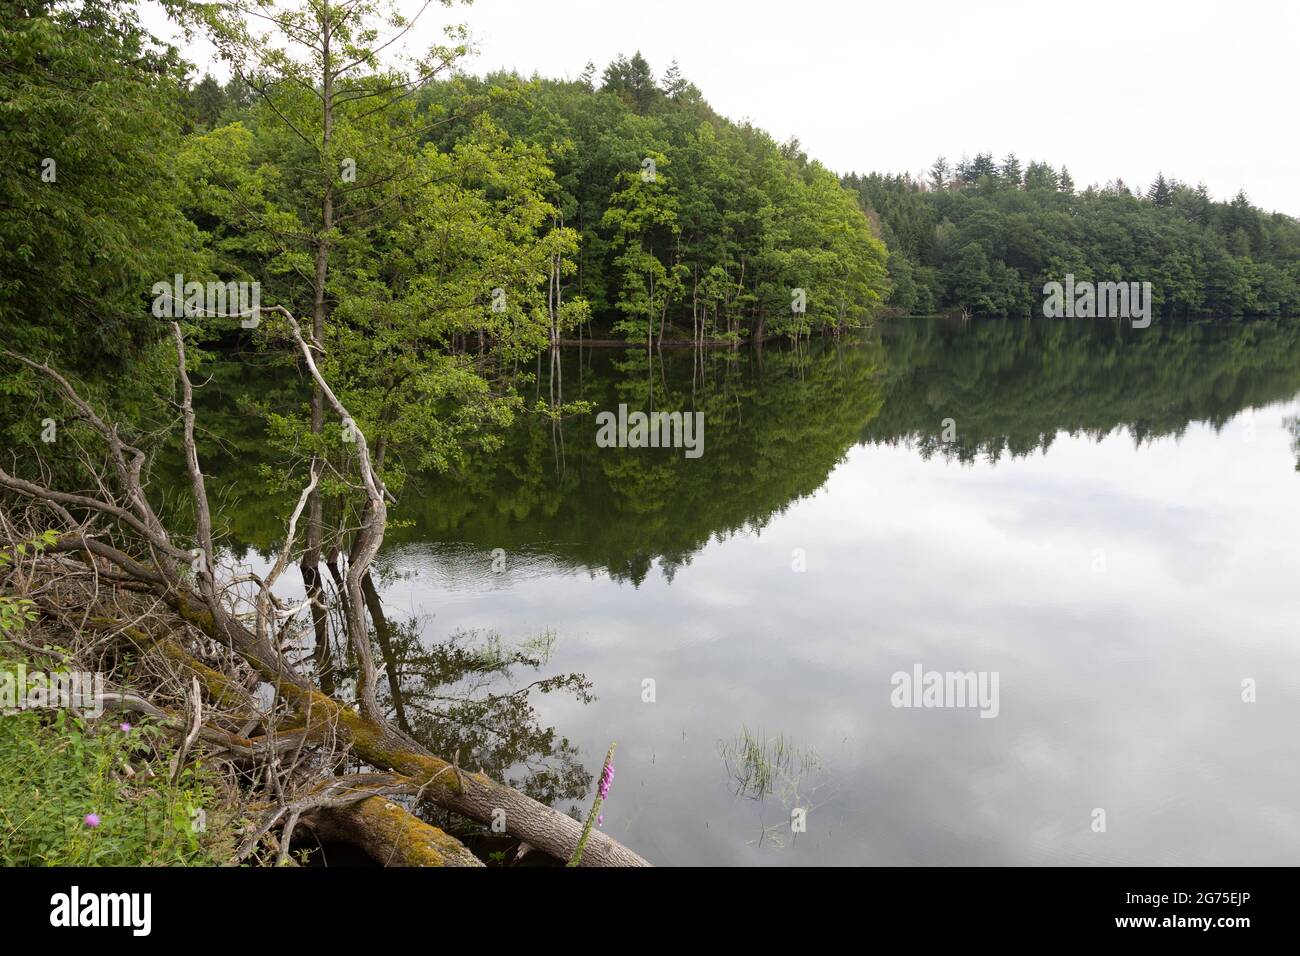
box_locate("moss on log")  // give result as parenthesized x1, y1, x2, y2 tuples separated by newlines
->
(306, 797, 484, 867)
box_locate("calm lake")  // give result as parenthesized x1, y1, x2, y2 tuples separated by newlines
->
(197, 317, 1300, 865)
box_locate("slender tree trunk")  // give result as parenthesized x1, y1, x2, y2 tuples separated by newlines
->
(360, 570, 411, 736)
(302, 2, 335, 685)
(646, 262, 653, 361)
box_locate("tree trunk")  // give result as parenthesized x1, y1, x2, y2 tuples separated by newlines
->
(302, 3, 335, 696)
(306, 797, 483, 867)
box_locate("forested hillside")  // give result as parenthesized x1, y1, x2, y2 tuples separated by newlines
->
(846, 157, 1300, 318)
(173, 52, 890, 353)
(418, 57, 891, 343)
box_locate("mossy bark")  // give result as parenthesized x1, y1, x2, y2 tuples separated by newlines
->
(306, 797, 483, 867)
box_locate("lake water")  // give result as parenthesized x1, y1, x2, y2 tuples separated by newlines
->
(201, 317, 1300, 865)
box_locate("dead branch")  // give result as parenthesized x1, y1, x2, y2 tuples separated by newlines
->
(0, 328, 650, 866)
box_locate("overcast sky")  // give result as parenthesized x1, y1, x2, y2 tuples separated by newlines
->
(149, 0, 1300, 214)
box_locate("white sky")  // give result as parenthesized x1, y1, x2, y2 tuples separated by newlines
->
(146, 0, 1300, 214)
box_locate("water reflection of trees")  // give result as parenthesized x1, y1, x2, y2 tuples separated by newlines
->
(402, 318, 1300, 580)
(402, 338, 888, 584)
(379, 616, 591, 806)
(44, 317, 1300, 825)
(868, 317, 1300, 463)
(172, 318, 1300, 583)
(310, 595, 594, 821)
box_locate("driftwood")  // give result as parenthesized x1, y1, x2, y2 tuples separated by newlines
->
(0, 312, 649, 867)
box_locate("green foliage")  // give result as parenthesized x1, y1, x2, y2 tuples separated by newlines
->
(0, 0, 200, 366)
(421, 60, 890, 344)
(846, 165, 1300, 318)
(0, 704, 226, 865)
(0, 531, 57, 636)
(2, 534, 226, 867)
(169, 2, 585, 500)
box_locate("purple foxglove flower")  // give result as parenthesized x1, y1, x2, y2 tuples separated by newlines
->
(598, 763, 615, 800)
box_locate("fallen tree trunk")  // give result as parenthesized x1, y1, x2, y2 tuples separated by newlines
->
(90, 597, 649, 866)
(305, 797, 484, 867)
(165, 588, 650, 866)
(0, 321, 651, 867)
(118, 588, 650, 865)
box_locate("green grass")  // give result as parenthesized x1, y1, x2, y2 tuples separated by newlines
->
(0, 702, 230, 866)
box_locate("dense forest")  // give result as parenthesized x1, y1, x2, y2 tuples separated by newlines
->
(7, 0, 1299, 397)
(176, 62, 1300, 339)
(846, 157, 1300, 319)
(174, 54, 892, 353)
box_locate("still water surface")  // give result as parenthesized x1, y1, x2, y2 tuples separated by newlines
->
(209, 317, 1300, 864)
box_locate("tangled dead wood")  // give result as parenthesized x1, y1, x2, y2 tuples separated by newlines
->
(0, 313, 648, 866)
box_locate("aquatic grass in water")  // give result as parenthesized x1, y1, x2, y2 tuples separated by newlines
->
(719, 728, 829, 850)
(719, 727, 820, 801)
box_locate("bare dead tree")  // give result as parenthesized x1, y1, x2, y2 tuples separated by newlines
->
(0, 312, 649, 867)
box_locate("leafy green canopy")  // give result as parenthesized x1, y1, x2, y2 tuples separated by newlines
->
(419, 58, 891, 344)
(0, 0, 200, 366)
(847, 157, 1300, 318)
